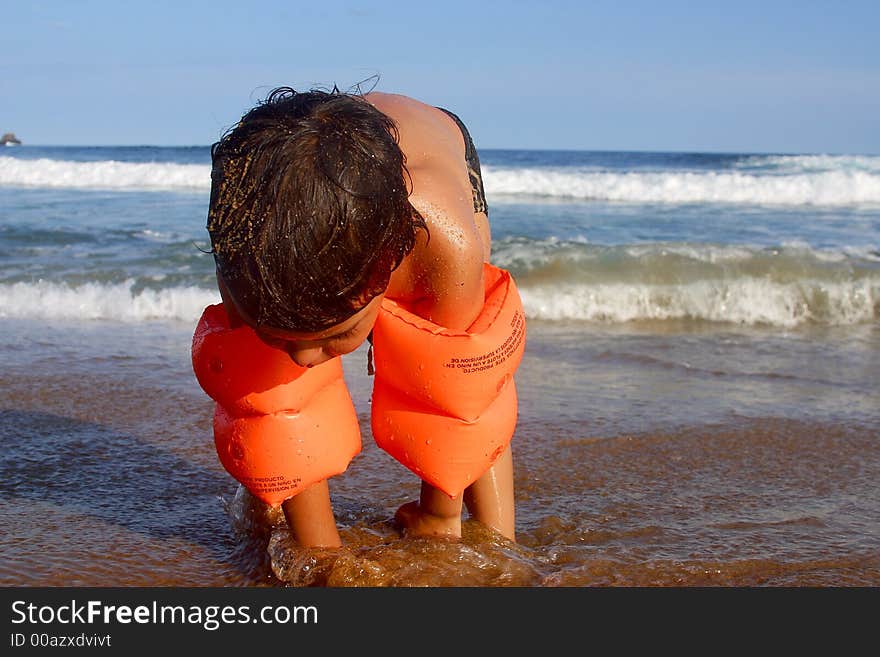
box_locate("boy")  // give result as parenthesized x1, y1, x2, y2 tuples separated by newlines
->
(202, 87, 519, 548)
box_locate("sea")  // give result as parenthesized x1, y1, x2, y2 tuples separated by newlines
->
(1, 145, 878, 586)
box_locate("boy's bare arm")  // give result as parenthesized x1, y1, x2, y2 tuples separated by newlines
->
(406, 181, 487, 331)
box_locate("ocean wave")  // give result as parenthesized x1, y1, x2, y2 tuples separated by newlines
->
(493, 239, 880, 327)
(492, 237, 880, 270)
(5, 154, 880, 206)
(482, 166, 880, 206)
(0, 268, 875, 327)
(736, 154, 880, 174)
(0, 156, 209, 191)
(519, 278, 878, 327)
(0, 280, 218, 321)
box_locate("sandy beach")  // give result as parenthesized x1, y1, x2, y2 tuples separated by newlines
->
(1, 316, 877, 586)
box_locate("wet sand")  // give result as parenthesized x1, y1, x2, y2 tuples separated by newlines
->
(1, 318, 878, 586)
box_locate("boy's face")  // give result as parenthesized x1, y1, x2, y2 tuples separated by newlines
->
(251, 293, 384, 368)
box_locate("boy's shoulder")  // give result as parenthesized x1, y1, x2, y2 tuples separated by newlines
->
(365, 92, 464, 166)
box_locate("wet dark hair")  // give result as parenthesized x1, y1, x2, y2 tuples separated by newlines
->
(207, 86, 427, 331)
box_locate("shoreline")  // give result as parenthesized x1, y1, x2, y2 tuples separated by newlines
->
(1, 316, 878, 586)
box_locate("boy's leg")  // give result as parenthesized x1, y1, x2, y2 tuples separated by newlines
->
(464, 445, 515, 541)
(281, 480, 341, 547)
(395, 446, 515, 540)
(395, 483, 463, 538)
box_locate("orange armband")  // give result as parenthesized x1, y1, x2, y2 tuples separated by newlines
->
(191, 304, 361, 507)
(370, 264, 526, 498)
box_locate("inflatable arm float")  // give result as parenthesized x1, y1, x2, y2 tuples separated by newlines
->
(191, 304, 361, 507)
(371, 264, 526, 498)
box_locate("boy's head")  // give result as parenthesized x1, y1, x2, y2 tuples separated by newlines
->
(207, 87, 426, 332)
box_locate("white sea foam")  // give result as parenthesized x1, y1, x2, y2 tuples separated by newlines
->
(482, 166, 880, 206)
(0, 280, 219, 322)
(520, 277, 879, 327)
(0, 156, 209, 191)
(491, 237, 880, 326)
(4, 154, 880, 205)
(0, 273, 875, 327)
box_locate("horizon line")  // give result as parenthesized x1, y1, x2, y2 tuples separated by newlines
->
(4, 143, 878, 157)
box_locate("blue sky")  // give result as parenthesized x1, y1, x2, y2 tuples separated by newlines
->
(2, 0, 878, 153)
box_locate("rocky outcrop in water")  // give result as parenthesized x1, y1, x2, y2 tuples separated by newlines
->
(1, 132, 22, 145)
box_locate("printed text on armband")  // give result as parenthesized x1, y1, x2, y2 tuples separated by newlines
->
(442, 311, 525, 374)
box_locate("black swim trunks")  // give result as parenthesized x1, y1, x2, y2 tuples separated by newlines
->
(436, 107, 489, 215)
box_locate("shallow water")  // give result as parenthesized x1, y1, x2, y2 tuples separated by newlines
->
(1, 318, 877, 587)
